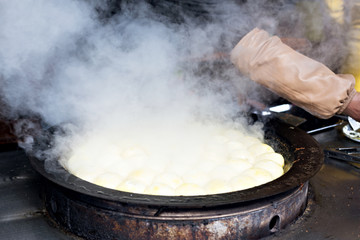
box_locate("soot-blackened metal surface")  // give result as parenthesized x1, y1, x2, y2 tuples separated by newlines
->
(0, 120, 17, 151)
(43, 179, 308, 240)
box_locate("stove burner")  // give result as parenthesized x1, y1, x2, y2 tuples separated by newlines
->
(28, 119, 323, 239)
(42, 179, 308, 240)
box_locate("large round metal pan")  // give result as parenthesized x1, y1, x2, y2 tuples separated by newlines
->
(29, 118, 323, 208)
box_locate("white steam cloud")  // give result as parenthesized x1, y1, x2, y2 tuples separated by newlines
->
(0, 0, 348, 160)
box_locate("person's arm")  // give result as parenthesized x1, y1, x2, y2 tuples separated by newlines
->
(343, 92, 360, 122)
(231, 28, 357, 120)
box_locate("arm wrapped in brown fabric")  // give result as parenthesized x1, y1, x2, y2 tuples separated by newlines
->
(231, 28, 357, 119)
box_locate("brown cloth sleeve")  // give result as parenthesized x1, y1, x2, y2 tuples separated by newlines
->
(231, 28, 357, 119)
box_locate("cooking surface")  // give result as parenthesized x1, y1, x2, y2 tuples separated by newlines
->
(0, 122, 360, 240)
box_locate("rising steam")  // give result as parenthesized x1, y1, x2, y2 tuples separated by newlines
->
(0, 0, 348, 161)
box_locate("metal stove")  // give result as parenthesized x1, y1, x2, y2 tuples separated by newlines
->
(1, 115, 360, 240)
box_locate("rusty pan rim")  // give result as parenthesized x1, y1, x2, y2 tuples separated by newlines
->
(29, 119, 323, 208)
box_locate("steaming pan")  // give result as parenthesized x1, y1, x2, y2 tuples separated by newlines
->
(29, 119, 323, 208)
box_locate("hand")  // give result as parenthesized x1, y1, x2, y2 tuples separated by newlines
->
(343, 92, 360, 122)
